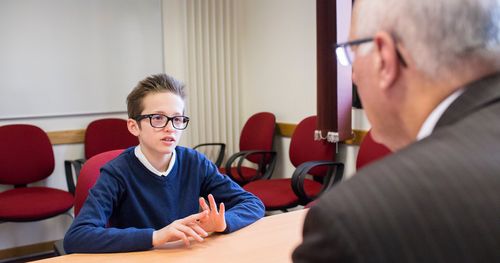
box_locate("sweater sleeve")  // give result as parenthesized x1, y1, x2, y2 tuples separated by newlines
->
(63, 166, 154, 253)
(200, 159, 265, 233)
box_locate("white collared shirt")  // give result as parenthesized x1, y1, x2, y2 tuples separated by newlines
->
(134, 145, 176, 177)
(416, 89, 465, 141)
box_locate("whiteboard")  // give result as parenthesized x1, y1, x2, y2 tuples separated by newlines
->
(0, 0, 163, 119)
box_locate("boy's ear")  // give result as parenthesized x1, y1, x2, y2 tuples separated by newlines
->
(127, 118, 140, 136)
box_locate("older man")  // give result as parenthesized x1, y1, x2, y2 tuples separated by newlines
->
(293, 0, 500, 262)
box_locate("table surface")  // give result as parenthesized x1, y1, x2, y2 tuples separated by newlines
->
(36, 209, 308, 263)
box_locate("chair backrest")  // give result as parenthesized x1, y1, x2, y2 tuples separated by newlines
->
(289, 116, 334, 176)
(84, 118, 138, 159)
(74, 149, 124, 216)
(239, 112, 276, 164)
(356, 130, 392, 170)
(0, 124, 54, 185)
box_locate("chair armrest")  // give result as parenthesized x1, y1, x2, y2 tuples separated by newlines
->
(64, 158, 86, 195)
(291, 160, 344, 205)
(225, 150, 277, 183)
(193, 143, 226, 167)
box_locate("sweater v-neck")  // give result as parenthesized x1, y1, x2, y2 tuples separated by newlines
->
(126, 149, 178, 183)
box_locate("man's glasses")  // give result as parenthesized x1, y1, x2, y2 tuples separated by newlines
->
(335, 37, 407, 67)
(134, 114, 190, 130)
(335, 38, 374, 66)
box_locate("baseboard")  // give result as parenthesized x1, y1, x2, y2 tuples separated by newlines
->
(0, 241, 56, 261)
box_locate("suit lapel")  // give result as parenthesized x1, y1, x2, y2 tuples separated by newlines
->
(435, 72, 500, 129)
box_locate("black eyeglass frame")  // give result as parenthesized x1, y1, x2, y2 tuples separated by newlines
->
(335, 37, 407, 67)
(336, 37, 374, 49)
(134, 114, 190, 130)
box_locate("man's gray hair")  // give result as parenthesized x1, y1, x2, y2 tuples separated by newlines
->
(354, 0, 500, 77)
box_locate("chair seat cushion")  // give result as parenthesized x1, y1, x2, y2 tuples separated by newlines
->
(243, 178, 322, 210)
(219, 166, 260, 184)
(0, 187, 74, 222)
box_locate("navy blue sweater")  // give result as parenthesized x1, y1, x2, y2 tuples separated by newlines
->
(64, 147, 265, 253)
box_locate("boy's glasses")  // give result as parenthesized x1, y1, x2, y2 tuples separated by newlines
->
(134, 114, 190, 130)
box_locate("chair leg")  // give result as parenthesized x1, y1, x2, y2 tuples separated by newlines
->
(53, 239, 66, 256)
(64, 211, 74, 220)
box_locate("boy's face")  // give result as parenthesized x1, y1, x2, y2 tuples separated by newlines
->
(128, 91, 185, 158)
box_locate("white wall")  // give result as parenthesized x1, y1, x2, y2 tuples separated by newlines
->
(237, 0, 317, 121)
(0, 0, 163, 119)
(162, 0, 187, 91)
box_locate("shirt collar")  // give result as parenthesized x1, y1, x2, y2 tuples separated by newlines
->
(416, 88, 465, 140)
(134, 145, 176, 177)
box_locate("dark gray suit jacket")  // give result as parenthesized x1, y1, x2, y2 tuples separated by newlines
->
(293, 72, 500, 263)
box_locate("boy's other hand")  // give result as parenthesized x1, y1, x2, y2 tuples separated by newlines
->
(198, 194, 227, 232)
(152, 210, 209, 247)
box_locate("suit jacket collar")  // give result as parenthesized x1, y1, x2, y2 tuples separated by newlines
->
(435, 71, 500, 129)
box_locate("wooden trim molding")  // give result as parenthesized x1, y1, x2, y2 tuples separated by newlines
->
(0, 240, 55, 260)
(45, 124, 368, 146)
(276, 122, 296, 138)
(276, 122, 367, 145)
(47, 129, 85, 145)
(343, 129, 368, 145)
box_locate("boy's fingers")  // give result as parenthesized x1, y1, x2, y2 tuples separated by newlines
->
(182, 235, 190, 247)
(176, 224, 204, 242)
(189, 222, 209, 237)
(208, 194, 218, 213)
(181, 210, 208, 223)
(172, 229, 190, 247)
(219, 202, 225, 216)
(199, 197, 209, 211)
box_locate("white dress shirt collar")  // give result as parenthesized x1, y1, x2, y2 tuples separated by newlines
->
(416, 89, 465, 140)
(134, 145, 176, 177)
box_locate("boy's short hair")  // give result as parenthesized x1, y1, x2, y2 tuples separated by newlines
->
(127, 73, 186, 118)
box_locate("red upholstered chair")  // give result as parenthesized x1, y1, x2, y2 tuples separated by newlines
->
(0, 124, 74, 223)
(243, 116, 344, 211)
(54, 149, 124, 255)
(83, 119, 137, 159)
(73, 149, 123, 216)
(356, 129, 392, 170)
(219, 112, 277, 185)
(64, 118, 137, 194)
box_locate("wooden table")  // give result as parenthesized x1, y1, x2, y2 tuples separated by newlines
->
(36, 209, 308, 263)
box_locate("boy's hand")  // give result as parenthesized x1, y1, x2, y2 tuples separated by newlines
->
(198, 194, 227, 232)
(152, 210, 209, 247)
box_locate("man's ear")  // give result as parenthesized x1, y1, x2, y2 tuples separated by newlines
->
(127, 118, 140, 136)
(373, 31, 400, 90)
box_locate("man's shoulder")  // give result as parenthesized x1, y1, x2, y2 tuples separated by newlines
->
(319, 129, 481, 207)
(317, 122, 500, 219)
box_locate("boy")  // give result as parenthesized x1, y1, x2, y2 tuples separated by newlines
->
(64, 73, 265, 253)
